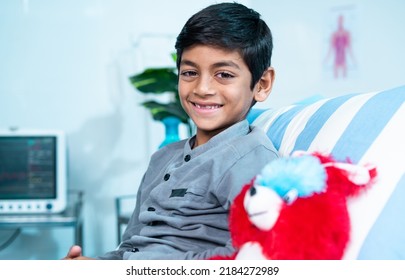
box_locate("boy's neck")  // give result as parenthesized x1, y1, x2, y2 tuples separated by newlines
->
(194, 128, 223, 148)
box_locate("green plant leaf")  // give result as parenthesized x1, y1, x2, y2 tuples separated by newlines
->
(129, 67, 178, 94)
(141, 100, 189, 124)
(171, 52, 177, 63)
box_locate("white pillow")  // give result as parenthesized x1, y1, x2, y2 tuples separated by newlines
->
(250, 85, 405, 259)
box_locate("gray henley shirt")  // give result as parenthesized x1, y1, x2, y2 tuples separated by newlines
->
(99, 119, 278, 260)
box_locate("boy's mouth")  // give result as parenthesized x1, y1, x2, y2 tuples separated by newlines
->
(192, 102, 223, 110)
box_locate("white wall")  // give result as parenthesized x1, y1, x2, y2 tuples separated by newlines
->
(253, 0, 405, 109)
(0, 0, 250, 259)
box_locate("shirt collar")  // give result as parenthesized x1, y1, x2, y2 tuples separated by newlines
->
(184, 119, 250, 156)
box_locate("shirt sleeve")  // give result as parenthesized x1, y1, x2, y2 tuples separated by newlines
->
(215, 144, 279, 209)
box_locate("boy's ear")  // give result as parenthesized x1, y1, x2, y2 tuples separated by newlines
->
(254, 67, 275, 102)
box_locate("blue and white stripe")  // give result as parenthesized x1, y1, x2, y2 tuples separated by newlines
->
(251, 85, 405, 259)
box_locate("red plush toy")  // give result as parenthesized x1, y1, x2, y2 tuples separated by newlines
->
(210, 151, 377, 260)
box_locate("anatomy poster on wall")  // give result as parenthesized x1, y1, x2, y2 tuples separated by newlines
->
(323, 5, 358, 80)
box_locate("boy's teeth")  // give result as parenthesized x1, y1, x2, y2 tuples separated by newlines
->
(195, 104, 220, 109)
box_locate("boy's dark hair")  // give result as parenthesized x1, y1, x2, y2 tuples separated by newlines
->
(175, 2, 273, 90)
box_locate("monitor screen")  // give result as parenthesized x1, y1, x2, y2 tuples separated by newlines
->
(0, 130, 67, 214)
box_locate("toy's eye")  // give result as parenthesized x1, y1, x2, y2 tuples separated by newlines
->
(249, 186, 257, 196)
(283, 189, 298, 204)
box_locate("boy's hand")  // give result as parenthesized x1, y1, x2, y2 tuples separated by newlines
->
(63, 245, 95, 260)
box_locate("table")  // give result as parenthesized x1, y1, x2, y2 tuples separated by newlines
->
(0, 190, 84, 250)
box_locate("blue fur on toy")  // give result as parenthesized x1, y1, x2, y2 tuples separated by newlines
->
(254, 155, 327, 198)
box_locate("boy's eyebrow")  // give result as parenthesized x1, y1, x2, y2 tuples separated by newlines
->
(179, 59, 198, 68)
(180, 59, 241, 70)
(212, 61, 241, 70)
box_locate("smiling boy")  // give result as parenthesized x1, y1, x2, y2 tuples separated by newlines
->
(65, 2, 278, 260)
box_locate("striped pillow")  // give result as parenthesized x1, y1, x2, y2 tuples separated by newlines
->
(250, 85, 405, 259)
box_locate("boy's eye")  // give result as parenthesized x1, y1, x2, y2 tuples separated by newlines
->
(180, 70, 197, 77)
(216, 72, 234, 79)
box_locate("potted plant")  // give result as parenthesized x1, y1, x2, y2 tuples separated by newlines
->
(129, 54, 192, 146)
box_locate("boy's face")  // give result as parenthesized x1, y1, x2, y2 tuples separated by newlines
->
(178, 45, 268, 146)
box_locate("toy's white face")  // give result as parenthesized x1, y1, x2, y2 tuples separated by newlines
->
(243, 185, 283, 231)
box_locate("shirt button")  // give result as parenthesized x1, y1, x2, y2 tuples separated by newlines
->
(163, 173, 170, 181)
(147, 207, 155, 211)
(184, 154, 191, 162)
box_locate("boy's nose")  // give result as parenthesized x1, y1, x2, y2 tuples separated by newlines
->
(194, 75, 215, 96)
